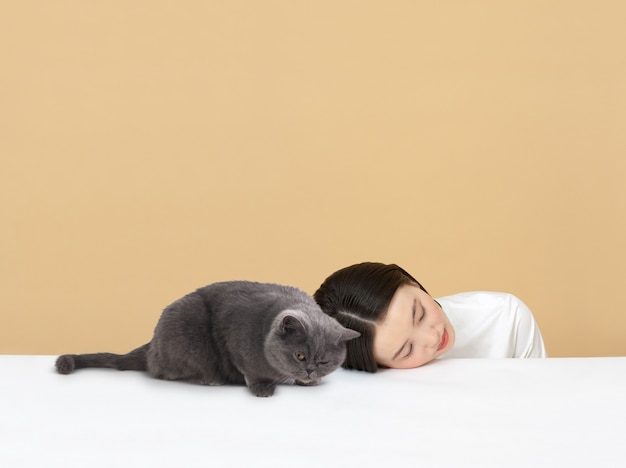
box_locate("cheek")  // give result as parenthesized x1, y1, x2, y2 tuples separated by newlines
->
(428, 306, 449, 330)
(386, 349, 435, 370)
(406, 351, 435, 369)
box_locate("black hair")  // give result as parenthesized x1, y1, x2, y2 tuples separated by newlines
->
(313, 262, 427, 372)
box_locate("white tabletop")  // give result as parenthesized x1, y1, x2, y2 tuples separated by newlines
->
(1, 356, 625, 467)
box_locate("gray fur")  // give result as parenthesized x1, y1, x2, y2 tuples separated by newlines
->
(55, 281, 360, 397)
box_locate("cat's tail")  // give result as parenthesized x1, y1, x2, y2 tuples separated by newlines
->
(55, 343, 150, 375)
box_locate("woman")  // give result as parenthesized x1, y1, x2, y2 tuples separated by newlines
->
(313, 262, 546, 372)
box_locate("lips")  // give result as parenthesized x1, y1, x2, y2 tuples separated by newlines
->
(437, 328, 448, 351)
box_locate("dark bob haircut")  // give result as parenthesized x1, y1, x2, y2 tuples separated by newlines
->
(313, 262, 427, 372)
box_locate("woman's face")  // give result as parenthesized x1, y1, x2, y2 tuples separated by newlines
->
(373, 284, 455, 369)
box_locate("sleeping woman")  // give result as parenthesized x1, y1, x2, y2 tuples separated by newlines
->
(313, 262, 546, 372)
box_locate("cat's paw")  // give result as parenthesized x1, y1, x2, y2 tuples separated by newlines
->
(296, 378, 321, 387)
(198, 378, 226, 386)
(55, 355, 75, 375)
(247, 381, 276, 397)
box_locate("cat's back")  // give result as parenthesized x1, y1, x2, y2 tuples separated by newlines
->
(197, 281, 315, 318)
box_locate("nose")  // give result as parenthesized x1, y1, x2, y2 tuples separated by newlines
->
(306, 368, 314, 376)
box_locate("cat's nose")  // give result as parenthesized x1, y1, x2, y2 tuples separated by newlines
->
(306, 368, 314, 376)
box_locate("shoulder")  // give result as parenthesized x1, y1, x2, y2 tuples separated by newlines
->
(436, 291, 524, 312)
(438, 291, 536, 325)
(437, 291, 547, 358)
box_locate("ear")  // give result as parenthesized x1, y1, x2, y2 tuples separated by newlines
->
(338, 327, 360, 343)
(277, 314, 305, 336)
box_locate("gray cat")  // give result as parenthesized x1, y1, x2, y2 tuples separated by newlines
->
(55, 281, 360, 397)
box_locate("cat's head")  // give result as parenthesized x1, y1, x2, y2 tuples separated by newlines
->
(264, 309, 360, 383)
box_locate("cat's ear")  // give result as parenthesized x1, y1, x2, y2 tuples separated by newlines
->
(337, 327, 360, 343)
(278, 314, 305, 336)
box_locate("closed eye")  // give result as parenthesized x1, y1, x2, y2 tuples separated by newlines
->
(413, 299, 425, 324)
(418, 304, 425, 322)
(404, 343, 413, 359)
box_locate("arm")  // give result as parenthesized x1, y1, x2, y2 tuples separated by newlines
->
(510, 294, 548, 358)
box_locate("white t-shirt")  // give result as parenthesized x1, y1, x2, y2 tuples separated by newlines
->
(436, 291, 547, 359)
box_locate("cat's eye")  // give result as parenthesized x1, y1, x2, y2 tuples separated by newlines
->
(295, 353, 306, 361)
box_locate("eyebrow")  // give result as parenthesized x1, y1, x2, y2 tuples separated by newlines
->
(391, 299, 417, 360)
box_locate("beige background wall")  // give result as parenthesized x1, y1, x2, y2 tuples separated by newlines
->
(2, 1, 625, 357)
